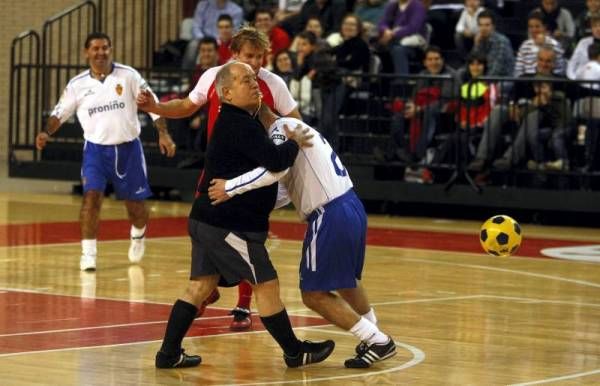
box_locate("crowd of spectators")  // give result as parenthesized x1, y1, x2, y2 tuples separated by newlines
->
(168, 0, 600, 184)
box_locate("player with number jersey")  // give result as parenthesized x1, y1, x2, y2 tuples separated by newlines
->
(137, 26, 301, 331)
(35, 32, 176, 272)
(207, 108, 397, 368)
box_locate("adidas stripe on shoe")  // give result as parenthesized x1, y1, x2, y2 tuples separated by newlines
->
(345, 337, 396, 368)
(155, 349, 201, 369)
(284, 340, 335, 368)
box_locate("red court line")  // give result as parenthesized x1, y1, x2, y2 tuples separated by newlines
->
(0, 291, 326, 355)
(0, 217, 587, 258)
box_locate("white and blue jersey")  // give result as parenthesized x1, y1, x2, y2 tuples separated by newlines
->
(224, 118, 366, 291)
(50, 62, 158, 199)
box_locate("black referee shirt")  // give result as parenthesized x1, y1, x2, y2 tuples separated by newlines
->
(190, 103, 299, 232)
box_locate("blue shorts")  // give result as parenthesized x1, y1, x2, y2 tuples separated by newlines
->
(81, 138, 152, 200)
(300, 189, 367, 292)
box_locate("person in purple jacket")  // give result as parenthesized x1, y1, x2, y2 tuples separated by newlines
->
(377, 0, 427, 75)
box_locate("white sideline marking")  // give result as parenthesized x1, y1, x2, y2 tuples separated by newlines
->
(509, 368, 600, 385)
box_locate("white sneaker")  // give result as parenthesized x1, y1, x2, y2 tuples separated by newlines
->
(128, 235, 145, 263)
(80, 254, 97, 271)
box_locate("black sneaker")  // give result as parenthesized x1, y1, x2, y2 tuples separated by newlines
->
(155, 349, 201, 369)
(284, 340, 335, 368)
(355, 341, 368, 355)
(345, 337, 396, 368)
(229, 307, 252, 331)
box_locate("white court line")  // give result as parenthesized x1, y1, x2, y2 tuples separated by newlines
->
(402, 257, 600, 289)
(0, 314, 241, 338)
(211, 328, 425, 386)
(509, 369, 600, 385)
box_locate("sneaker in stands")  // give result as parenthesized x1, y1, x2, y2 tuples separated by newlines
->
(344, 337, 396, 368)
(196, 288, 221, 317)
(284, 340, 335, 368)
(155, 349, 201, 369)
(80, 254, 96, 271)
(492, 157, 511, 171)
(229, 307, 252, 331)
(468, 158, 486, 172)
(128, 234, 145, 263)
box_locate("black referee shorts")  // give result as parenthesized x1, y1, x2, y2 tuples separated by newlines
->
(187, 218, 278, 287)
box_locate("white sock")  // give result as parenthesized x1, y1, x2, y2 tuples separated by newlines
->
(130, 225, 146, 238)
(362, 308, 377, 325)
(350, 317, 388, 345)
(81, 239, 97, 256)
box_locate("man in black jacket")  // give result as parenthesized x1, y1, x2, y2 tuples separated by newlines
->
(155, 62, 334, 369)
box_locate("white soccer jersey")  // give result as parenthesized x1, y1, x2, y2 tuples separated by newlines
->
(224, 118, 354, 220)
(51, 62, 159, 145)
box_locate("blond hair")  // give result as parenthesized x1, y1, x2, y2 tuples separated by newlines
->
(230, 25, 271, 54)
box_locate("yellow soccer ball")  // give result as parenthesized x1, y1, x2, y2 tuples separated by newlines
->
(480, 215, 522, 256)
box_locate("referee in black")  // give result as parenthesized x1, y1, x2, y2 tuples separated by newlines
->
(155, 61, 335, 369)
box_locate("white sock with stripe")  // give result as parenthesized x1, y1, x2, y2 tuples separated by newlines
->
(131, 225, 146, 238)
(350, 317, 388, 346)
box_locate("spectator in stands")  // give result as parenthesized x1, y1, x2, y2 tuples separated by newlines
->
(531, 0, 575, 52)
(254, 7, 291, 66)
(298, 0, 347, 36)
(514, 11, 566, 77)
(471, 10, 515, 77)
(575, 0, 600, 42)
(320, 14, 372, 149)
(469, 46, 563, 171)
(522, 80, 571, 171)
(494, 48, 567, 170)
(290, 16, 328, 52)
(574, 42, 600, 172)
(567, 16, 600, 80)
(290, 31, 321, 124)
(389, 46, 458, 168)
(182, 1, 243, 69)
(455, 0, 485, 57)
(377, 0, 428, 75)
(217, 14, 235, 64)
(272, 49, 296, 85)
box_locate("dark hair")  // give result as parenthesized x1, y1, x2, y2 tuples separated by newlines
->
(273, 50, 294, 73)
(217, 14, 233, 24)
(342, 14, 363, 37)
(84, 32, 111, 49)
(199, 36, 218, 50)
(423, 45, 443, 58)
(254, 7, 274, 19)
(528, 11, 547, 27)
(588, 42, 600, 60)
(465, 51, 488, 79)
(477, 10, 496, 25)
(297, 31, 317, 45)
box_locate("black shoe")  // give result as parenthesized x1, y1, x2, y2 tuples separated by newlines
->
(229, 307, 252, 331)
(284, 340, 335, 368)
(155, 349, 201, 369)
(355, 341, 368, 355)
(345, 337, 396, 368)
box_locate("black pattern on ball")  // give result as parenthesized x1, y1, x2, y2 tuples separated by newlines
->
(514, 223, 521, 235)
(492, 216, 505, 224)
(496, 232, 509, 245)
(480, 229, 488, 242)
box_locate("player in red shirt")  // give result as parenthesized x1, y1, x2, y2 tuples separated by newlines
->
(137, 26, 301, 331)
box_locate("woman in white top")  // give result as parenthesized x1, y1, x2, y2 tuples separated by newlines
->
(455, 0, 485, 57)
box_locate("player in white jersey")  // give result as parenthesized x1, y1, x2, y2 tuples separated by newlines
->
(207, 108, 397, 368)
(35, 32, 176, 271)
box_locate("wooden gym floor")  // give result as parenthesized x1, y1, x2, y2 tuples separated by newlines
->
(0, 191, 599, 385)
